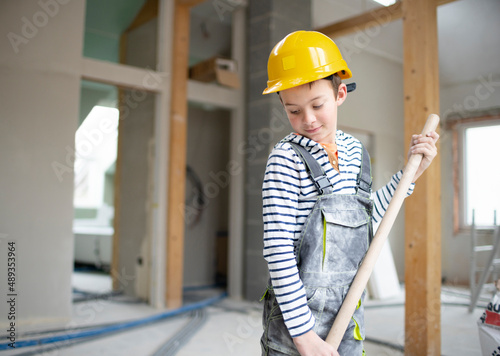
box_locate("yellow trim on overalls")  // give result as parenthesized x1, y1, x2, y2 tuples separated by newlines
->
(322, 217, 327, 270)
(352, 298, 363, 341)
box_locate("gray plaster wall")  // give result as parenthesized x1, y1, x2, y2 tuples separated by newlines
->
(0, 0, 85, 325)
(116, 89, 155, 298)
(184, 106, 230, 287)
(116, 18, 158, 299)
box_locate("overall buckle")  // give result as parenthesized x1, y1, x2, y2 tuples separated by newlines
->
(313, 175, 331, 195)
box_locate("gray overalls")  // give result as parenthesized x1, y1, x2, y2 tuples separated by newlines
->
(261, 142, 373, 356)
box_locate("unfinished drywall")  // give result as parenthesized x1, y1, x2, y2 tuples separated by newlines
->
(0, 0, 85, 326)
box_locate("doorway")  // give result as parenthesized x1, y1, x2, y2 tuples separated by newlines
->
(72, 80, 118, 294)
(72, 81, 157, 302)
(184, 105, 231, 290)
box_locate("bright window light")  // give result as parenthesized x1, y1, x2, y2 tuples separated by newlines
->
(74, 106, 119, 208)
(464, 124, 500, 226)
(372, 0, 397, 6)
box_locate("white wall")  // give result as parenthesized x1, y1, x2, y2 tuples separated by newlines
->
(440, 79, 500, 284)
(313, 1, 408, 281)
(338, 44, 408, 281)
(0, 0, 85, 325)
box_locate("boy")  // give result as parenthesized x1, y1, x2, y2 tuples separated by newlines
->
(260, 31, 439, 356)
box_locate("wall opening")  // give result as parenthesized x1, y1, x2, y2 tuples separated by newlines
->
(72, 80, 157, 302)
(183, 104, 231, 291)
(72, 80, 118, 294)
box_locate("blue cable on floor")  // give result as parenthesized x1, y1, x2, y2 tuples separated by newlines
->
(0, 292, 227, 351)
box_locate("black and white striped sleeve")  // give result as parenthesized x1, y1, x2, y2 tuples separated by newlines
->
(372, 170, 415, 223)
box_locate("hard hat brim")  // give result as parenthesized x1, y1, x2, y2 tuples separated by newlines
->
(262, 66, 352, 95)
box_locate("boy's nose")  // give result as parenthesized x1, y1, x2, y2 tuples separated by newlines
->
(303, 110, 316, 125)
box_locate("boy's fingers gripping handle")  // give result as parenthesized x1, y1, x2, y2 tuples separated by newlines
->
(404, 113, 440, 178)
(325, 114, 440, 349)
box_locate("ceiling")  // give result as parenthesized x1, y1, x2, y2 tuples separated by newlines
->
(313, 0, 500, 88)
(82, 0, 500, 91)
(84, 0, 147, 62)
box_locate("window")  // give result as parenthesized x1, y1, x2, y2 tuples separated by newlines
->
(74, 105, 119, 211)
(371, 0, 397, 6)
(453, 116, 500, 231)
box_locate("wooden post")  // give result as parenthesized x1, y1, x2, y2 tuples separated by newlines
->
(402, 0, 441, 354)
(165, 0, 191, 309)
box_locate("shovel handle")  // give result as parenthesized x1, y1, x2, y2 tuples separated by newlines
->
(325, 114, 440, 349)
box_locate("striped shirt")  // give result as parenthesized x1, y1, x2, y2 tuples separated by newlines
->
(262, 131, 414, 337)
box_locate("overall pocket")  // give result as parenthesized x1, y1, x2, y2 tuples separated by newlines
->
(321, 208, 370, 273)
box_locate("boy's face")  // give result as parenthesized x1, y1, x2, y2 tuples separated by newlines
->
(279, 79, 347, 144)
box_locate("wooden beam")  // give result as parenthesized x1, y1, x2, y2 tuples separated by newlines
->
(316, 1, 402, 39)
(402, 0, 441, 354)
(316, 0, 457, 39)
(166, 0, 191, 309)
(125, 0, 204, 33)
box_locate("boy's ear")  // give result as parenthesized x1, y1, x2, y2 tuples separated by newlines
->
(337, 83, 347, 106)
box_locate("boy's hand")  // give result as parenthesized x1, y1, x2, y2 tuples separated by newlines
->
(407, 131, 439, 183)
(293, 330, 340, 356)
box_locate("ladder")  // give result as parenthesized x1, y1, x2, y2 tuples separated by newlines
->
(469, 210, 500, 312)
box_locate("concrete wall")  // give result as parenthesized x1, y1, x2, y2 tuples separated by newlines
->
(0, 0, 85, 325)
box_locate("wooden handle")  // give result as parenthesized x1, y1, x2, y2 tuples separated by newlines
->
(325, 114, 440, 348)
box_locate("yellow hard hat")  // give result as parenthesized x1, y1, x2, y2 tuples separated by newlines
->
(263, 30, 352, 95)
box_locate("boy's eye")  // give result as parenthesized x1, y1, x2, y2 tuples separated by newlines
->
(290, 109, 300, 115)
(313, 104, 323, 110)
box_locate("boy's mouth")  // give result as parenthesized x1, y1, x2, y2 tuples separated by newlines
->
(305, 126, 321, 134)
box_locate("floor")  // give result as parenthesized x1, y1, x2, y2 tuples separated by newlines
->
(6, 271, 493, 356)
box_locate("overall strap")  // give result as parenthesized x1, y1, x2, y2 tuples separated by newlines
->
(357, 145, 372, 198)
(289, 142, 333, 195)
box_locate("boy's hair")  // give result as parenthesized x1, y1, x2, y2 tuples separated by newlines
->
(314, 73, 342, 98)
(278, 73, 342, 99)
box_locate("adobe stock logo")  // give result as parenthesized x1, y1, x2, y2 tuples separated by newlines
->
(6, 0, 72, 54)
